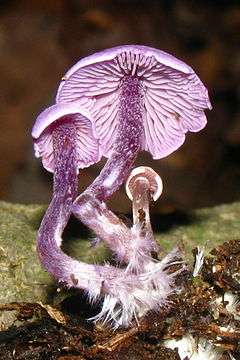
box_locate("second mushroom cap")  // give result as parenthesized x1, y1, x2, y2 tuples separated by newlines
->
(32, 102, 101, 172)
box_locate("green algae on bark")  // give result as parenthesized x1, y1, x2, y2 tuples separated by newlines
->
(0, 201, 109, 305)
(0, 201, 50, 304)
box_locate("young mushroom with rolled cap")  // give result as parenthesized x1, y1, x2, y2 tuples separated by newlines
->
(56, 45, 212, 268)
(125, 166, 163, 271)
(124, 166, 184, 290)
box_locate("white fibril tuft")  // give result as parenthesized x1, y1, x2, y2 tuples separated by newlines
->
(193, 246, 205, 277)
(89, 247, 184, 328)
(123, 224, 158, 273)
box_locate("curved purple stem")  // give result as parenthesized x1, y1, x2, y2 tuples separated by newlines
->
(37, 118, 97, 289)
(37, 118, 109, 294)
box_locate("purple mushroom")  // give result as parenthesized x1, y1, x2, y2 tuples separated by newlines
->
(32, 102, 101, 286)
(125, 166, 163, 229)
(123, 166, 185, 294)
(32, 102, 180, 327)
(56, 45, 212, 264)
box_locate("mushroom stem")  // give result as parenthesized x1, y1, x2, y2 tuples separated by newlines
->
(131, 177, 153, 235)
(89, 76, 144, 200)
(37, 119, 103, 292)
(73, 193, 133, 264)
(73, 76, 144, 259)
(127, 177, 157, 270)
(74, 76, 144, 207)
(37, 119, 82, 284)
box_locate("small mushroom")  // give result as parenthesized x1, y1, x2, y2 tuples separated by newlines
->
(124, 166, 163, 270)
(125, 165, 163, 227)
(56, 45, 211, 263)
(32, 102, 101, 173)
(123, 167, 184, 293)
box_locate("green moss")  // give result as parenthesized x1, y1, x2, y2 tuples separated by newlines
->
(0, 202, 50, 303)
(157, 202, 240, 255)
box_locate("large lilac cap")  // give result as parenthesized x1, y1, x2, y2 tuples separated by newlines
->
(32, 103, 100, 172)
(56, 45, 212, 159)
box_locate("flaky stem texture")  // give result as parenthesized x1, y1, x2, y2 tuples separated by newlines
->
(37, 118, 97, 289)
(36, 118, 110, 293)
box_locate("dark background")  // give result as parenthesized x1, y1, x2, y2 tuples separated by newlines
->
(0, 0, 240, 213)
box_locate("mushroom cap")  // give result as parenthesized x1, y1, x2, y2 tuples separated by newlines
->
(126, 166, 163, 202)
(56, 45, 212, 159)
(32, 102, 101, 172)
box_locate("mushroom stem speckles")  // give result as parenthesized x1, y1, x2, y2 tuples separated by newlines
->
(131, 177, 152, 228)
(37, 119, 79, 283)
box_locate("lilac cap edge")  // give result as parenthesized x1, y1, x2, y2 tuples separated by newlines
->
(56, 45, 195, 102)
(32, 102, 102, 173)
(150, 115, 207, 160)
